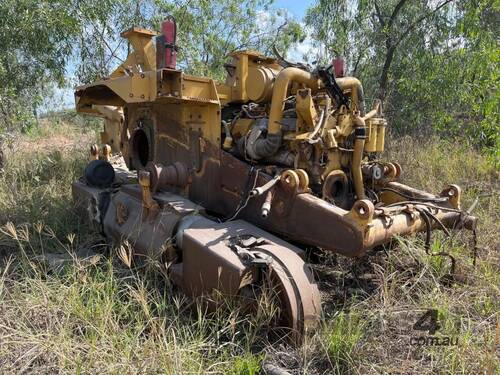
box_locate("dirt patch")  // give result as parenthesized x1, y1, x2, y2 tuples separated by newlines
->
(2, 122, 95, 160)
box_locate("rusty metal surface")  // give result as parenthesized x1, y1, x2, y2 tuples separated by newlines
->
(255, 243, 321, 336)
(178, 217, 251, 297)
(72, 180, 106, 231)
(179, 217, 321, 337)
(99, 185, 202, 260)
(94, 79, 477, 258)
(75, 180, 321, 336)
(215, 151, 366, 256)
(365, 206, 477, 249)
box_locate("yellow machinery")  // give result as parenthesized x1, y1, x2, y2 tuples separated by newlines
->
(72, 20, 478, 341)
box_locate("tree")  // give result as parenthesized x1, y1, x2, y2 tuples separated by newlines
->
(73, 0, 154, 84)
(151, 0, 303, 79)
(305, 0, 498, 152)
(0, 0, 80, 130)
(73, 0, 304, 83)
(0, 0, 303, 131)
(305, 0, 455, 103)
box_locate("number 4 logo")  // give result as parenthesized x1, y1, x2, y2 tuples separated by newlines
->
(413, 309, 441, 335)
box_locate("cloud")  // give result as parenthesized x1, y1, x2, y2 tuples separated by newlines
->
(256, 9, 271, 26)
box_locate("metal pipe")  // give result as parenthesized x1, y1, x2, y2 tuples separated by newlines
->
(250, 174, 280, 197)
(336, 77, 365, 115)
(306, 108, 326, 144)
(268, 68, 322, 135)
(146, 161, 189, 191)
(245, 68, 321, 159)
(362, 100, 380, 121)
(364, 209, 478, 249)
(261, 189, 274, 219)
(379, 181, 442, 205)
(352, 115, 366, 200)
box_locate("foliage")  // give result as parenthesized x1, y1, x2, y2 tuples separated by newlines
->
(324, 312, 364, 372)
(0, 0, 302, 130)
(152, 0, 303, 79)
(72, 0, 304, 83)
(0, 1, 79, 131)
(2, 0, 496, 153)
(73, 0, 155, 84)
(392, 0, 499, 150)
(305, 0, 499, 154)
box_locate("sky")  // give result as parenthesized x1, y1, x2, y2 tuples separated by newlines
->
(274, 0, 315, 19)
(46, 0, 317, 112)
(275, 0, 317, 62)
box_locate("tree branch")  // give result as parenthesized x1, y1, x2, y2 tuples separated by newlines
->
(394, 0, 455, 47)
(388, 0, 410, 29)
(373, 1, 385, 27)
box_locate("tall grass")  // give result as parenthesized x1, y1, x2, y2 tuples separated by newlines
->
(0, 222, 281, 373)
(0, 120, 498, 374)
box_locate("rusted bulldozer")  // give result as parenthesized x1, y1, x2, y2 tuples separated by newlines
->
(73, 19, 477, 340)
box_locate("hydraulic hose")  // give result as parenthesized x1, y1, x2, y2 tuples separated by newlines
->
(249, 174, 280, 197)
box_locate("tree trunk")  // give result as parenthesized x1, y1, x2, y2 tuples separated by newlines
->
(377, 45, 396, 103)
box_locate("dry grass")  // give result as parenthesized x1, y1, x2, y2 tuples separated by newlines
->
(0, 119, 498, 374)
